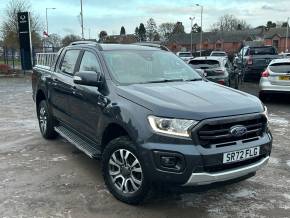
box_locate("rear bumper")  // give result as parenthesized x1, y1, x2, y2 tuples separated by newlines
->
(183, 156, 269, 186)
(260, 78, 290, 93)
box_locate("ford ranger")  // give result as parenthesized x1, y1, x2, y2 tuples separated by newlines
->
(32, 42, 272, 204)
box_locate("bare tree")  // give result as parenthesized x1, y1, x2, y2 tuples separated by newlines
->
(158, 22, 175, 41)
(0, 0, 42, 48)
(146, 18, 157, 41)
(210, 14, 250, 32)
(61, 34, 81, 47)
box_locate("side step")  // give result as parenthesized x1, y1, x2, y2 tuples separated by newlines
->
(54, 126, 101, 159)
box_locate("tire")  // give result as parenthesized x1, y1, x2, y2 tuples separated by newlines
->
(259, 92, 267, 102)
(102, 136, 150, 205)
(37, 100, 57, 139)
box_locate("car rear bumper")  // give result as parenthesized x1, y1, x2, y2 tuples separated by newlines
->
(183, 156, 269, 186)
(259, 78, 290, 93)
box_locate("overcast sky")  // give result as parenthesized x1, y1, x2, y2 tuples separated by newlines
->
(0, 0, 289, 38)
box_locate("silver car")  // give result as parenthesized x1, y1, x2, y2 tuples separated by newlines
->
(259, 58, 290, 100)
(188, 56, 232, 86)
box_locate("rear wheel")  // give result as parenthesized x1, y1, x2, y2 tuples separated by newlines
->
(37, 100, 57, 139)
(102, 136, 150, 205)
(259, 92, 267, 102)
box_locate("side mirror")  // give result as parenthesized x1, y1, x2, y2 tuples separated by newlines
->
(73, 71, 102, 87)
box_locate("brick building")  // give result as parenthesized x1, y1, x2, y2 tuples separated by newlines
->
(167, 29, 264, 54)
(263, 27, 290, 53)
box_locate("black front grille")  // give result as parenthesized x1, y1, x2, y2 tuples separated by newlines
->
(197, 115, 267, 148)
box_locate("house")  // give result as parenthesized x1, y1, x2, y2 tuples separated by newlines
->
(263, 27, 290, 53)
(167, 29, 264, 54)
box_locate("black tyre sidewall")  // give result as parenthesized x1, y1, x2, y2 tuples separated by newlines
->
(37, 100, 57, 139)
(102, 136, 150, 205)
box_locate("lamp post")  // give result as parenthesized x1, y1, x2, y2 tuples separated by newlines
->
(189, 17, 195, 53)
(45, 7, 56, 36)
(195, 4, 203, 57)
(286, 17, 289, 52)
(80, 0, 84, 39)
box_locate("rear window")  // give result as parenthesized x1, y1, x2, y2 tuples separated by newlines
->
(269, 63, 290, 73)
(249, 47, 276, 55)
(178, 53, 192, 57)
(189, 60, 220, 69)
(211, 53, 226, 57)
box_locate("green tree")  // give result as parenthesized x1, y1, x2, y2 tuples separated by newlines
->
(120, 26, 126, 35)
(172, 22, 185, 34)
(61, 34, 81, 47)
(138, 23, 146, 41)
(158, 22, 175, 41)
(266, 21, 276, 29)
(0, 0, 42, 49)
(135, 27, 139, 35)
(192, 23, 201, 33)
(98, 30, 108, 42)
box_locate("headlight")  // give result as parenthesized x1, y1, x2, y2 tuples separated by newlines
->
(148, 116, 198, 137)
(263, 106, 269, 120)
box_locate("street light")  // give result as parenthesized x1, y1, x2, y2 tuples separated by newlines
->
(195, 4, 203, 57)
(80, 0, 84, 39)
(189, 17, 195, 53)
(45, 7, 56, 36)
(286, 17, 289, 52)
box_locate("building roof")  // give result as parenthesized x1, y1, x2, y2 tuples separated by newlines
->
(168, 29, 264, 45)
(264, 27, 290, 39)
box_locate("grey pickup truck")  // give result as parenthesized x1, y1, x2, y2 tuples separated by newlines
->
(32, 41, 272, 204)
(234, 46, 280, 81)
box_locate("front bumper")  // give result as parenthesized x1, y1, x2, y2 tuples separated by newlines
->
(183, 156, 269, 186)
(139, 133, 272, 185)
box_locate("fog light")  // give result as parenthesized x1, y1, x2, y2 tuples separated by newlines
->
(160, 156, 177, 167)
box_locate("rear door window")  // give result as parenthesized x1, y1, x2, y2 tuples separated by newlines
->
(60, 50, 80, 75)
(269, 63, 290, 73)
(189, 60, 220, 69)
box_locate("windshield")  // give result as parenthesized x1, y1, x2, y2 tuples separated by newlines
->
(103, 50, 201, 84)
(178, 53, 192, 57)
(189, 60, 220, 69)
(269, 63, 290, 73)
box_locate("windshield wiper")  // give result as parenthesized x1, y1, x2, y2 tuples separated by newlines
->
(184, 78, 203, 82)
(142, 79, 184, 84)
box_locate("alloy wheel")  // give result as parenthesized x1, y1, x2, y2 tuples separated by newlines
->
(108, 149, 143, 194)
(39, 106, 47, 134)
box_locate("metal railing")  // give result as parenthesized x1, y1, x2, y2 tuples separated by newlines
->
(35, 53, 57, 67)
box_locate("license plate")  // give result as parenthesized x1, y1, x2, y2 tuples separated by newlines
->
(279, 76, 290, 81)
(223, 147, 260, 164)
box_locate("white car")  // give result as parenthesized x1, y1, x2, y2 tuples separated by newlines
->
(210, 51, 228, 57)
(259, 58, 290, 100)
(176, 52, 193, 62)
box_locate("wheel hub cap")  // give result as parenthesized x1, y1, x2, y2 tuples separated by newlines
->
(108, 149, 143, 194)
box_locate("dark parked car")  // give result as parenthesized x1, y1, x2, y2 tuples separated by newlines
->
(32, 42, 272, 204)
(234, 45, 280, 81)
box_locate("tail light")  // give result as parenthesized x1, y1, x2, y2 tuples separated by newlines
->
(217, 80, 225, 85)
(247, 56, 253, 65)
(261, 69, 269, 77)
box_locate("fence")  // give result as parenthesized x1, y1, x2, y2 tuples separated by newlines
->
(0, 46, 61, 71)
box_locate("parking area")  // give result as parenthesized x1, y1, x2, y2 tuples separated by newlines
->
(0, 76, 289, 218)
